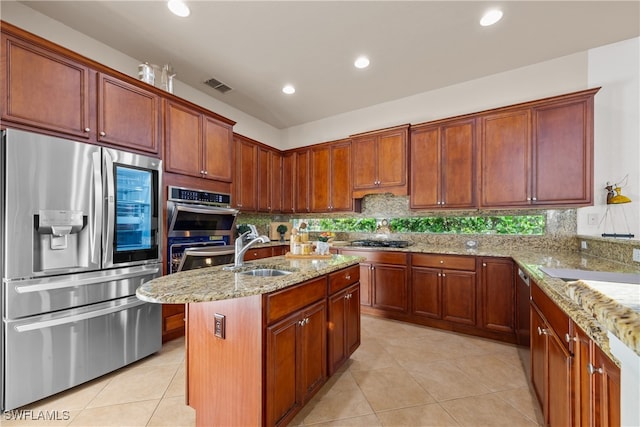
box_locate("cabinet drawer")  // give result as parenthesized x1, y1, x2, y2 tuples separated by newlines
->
(531, 280, 570, 349)
(412, 253, 476, 271)
(265, 276, 327, 324)
(244, 247, 273, 261)
(164, 313, 185, 333)
(328, 265, 360, 294)
(340, 250, 407, 265)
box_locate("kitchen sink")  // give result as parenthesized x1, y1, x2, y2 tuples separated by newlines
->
(240, 268, 293, 277)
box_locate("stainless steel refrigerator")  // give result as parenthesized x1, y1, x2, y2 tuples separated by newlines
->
(1, 129, 163, 411)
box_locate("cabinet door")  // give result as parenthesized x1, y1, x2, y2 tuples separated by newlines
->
(372, 263, 408, 313)
(530, 305, 547, 407)
(480, 109, 531, 207)
(533, 98, 592, 205)
(410, 127, 440, 208)
(441, 270, 476, 325)
(202, 116, 233, 182)
(257, 146, 272, 212)
(479, 258, 515, 334)
(270, 151, 283, 213)
(351, 136, 378, 191)
(328, 289, 348, 374)
(98, 74, 160, 154)
(358, 262, 373, 307)
(300, 301, 327, 400)
(164, 100, 203, 177)
(266, 313, 300, 427)
(593, 345, 621, 427)
(234, 137, 257, 211)
(1, 34, 91, 139)
(281, 152, 296, 213)
(330, 142, 353, 211)
(573, 325, 592, 427)
(310, 146, 331, 212)
(377, 130, 407, 188)
(411, 266, 441, 319)
(345, 284, 361, 356)
(547, 330, 573, 427)
(295, 149, 310, 213)
(441, 119, 475, 208)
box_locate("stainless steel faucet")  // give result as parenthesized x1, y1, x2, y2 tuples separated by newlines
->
(226, 231, 271, 269)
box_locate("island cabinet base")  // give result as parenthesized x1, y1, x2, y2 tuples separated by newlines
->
(186, 295, 264, 427)
(185, 264, 361, 427)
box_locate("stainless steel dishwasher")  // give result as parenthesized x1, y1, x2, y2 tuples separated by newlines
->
(516, 267, 531, 378)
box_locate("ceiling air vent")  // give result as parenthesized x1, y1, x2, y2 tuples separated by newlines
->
(204, 77, 232, 94)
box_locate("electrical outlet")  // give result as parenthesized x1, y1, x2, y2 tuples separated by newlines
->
(587, 213, 598, 226)
(633, 248, 640, 263)
(581, 241, 588, 250)
(214, 313, 226, 339)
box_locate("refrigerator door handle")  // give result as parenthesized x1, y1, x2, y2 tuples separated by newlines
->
(14, 265, 161, 294)
(91, 150, 103, 265)
(103, 150, 115, 266)
(12, 297, 148, 332)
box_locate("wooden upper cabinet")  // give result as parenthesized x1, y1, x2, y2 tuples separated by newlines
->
(480, 109, 531, 207)
(295, 149, 311, 213)
(479, 88, 598, 208)
(411, 118, 476, 209)
(310, 140, 353, 212)
(257, 146, 272, 212)
(98, 73, 160, 154)
(1, 32, 91, 139)
(282, 152, 296, 213)
(532, 94, 594, 206)
(234, 135, 258, 211)
(164, 100, 203, 178)
(270, 150, 283, 213)
(165, 100, 233, 181)
(351, 125, 409, 198)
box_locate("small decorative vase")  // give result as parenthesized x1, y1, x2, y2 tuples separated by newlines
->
(279, 233, 285, 242)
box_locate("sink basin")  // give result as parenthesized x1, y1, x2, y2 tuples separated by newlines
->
(240, 268, 293, 277)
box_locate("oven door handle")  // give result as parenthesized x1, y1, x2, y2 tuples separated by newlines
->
(12, 297, 147, 332)
(183, 248, 236, 256)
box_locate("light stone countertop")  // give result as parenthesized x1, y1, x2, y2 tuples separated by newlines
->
(136, 254, 364, 304)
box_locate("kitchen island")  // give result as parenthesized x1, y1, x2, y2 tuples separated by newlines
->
(137, 254, 364, 427)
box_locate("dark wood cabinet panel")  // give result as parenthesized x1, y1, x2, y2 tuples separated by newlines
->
(480, 109, 531, 207)
(479, 258, 515, 334)
(282, 152, 295, 213)
(358, 262, 373, 307)
(310, 140, 352, 212)
(310, 146, 331, 212)
(202, 115, 233, 182)
(410, 119, 475, 209)
(330, 141, 353, 211)
(351, 125, 409, 198)
(1, 32, 91, 139)
(412, 267, 441, 319)
(164, 100, 202, 177)
(547, 329, 573, 427)
(295, 149, 311, 213)
(270, 151, 283, 213)
(257, 146, 272, 212)
(234, 135, 258, 211)
(533, 96, 593, 206)
(372, 264, 409, 313)
(98, 73, 160, 154)
(441, 270, 477, 325)
(530, 304, 547, 407)
(592, 344, 621, 427)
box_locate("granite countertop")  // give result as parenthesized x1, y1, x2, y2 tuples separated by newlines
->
(339, 242, 640, 360)
(136, 254, 364, 304)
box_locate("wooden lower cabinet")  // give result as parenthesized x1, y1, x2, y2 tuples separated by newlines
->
(478, 257, 516, 336)
(161, 304, 185, 343)
(328, 282, 361, 375)
(266, 299, 326, 427)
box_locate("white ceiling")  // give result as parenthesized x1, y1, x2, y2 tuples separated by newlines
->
(20, 1, 640, 129)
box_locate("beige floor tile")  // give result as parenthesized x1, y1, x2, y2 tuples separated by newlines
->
(146, 395, 195, 427)
(68, 399, 159, 426)
(452, 353, 529, 392)
(408, 360, 491, 402)
(440, 394, 539, 426)
(86, 363, 180, 408)
(347, 340, 399, 372)
(164, 363, 187, 398)
(304, 413, 382, 426)
(495, 386, 544, 425)
(128, 338, 185, 369)
(376, 403, 461, 426)
(351, 367, 435, 412)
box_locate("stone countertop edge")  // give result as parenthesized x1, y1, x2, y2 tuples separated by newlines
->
(136, 254, 365, 304)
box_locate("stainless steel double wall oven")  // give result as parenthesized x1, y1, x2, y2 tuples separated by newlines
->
(167, 186, 238, 273)
(1, 129, 163, 411)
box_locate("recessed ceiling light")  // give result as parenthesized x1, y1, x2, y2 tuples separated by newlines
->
(168, 0, 190, 17)
(282, 85, 295, 95)
(354, 56, 370, 69)
(480, 9, 503, 26)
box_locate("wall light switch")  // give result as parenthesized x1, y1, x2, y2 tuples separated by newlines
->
(581, 241, 588, 250)
(214, 313, 226, 339)
(633, 248, 640, 263)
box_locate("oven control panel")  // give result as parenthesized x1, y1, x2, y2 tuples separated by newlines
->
(168, 186, 231, 207)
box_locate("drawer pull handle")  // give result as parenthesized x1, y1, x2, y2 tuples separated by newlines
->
(537, 326, 549, 336)
(345, 275, 351, 280)
(587, 363, 603, 375)
(565, 333, 577, 343)
(84, 127, 91, 132)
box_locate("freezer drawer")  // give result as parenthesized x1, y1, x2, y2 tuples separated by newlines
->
(5, 264, 161, 319)
(3, 296, 161, 411)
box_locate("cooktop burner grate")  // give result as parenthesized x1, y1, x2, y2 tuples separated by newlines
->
(349, 240, 411, 248)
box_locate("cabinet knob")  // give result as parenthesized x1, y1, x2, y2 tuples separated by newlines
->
(532, 197, 537, 201)
(587, 363, 603, 375)
(203, 171, 208, 175)
(537, 326, 549, 336)
(99, 131, 106, 137)
(482, 263, 487, 267)
(565, 333, 577, 343)
(440, 260, 444, 264)
(442, 273, 446, 277)
(527, 197, 532, 201)
(200, 170, 205, 174)
(345, 275, 351, 280)
(84, 127, 91, 132)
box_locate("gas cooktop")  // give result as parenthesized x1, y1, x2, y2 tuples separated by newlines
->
(349, 240, 411, 248)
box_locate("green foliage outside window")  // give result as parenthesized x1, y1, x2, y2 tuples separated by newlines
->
(294, 215, 545, 235)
